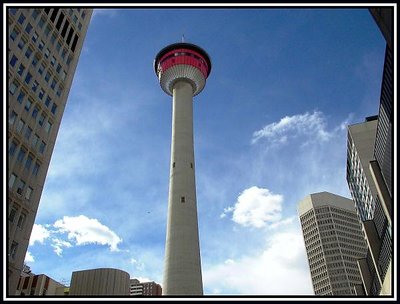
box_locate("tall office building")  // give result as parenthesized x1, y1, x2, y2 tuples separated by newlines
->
(7, 7, 92, 295)
(154, 42, 211, 295)
(346, 8, 394, 296)
(298, 192, 367, 296)
(346, 116, 379, 221)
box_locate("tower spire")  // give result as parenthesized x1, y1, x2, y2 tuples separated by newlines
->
(182, 34, 185, 42)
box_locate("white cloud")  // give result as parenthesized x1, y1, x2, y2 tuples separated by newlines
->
(29, 224, 51, 246)
(92, 9, 118, 19)
(25, 251, 35, 263)
(130, 258, 145, 271)
(51, 238, 73, 257)
(53, 215, 122, 252)
(222, 186, 283, 228)
(252, 110, 332, 145)
(203, 226, 314, 295)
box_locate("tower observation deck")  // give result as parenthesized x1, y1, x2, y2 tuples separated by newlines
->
(154, 42, 211, 295)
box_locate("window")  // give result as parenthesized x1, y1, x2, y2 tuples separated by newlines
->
(18, 13, 26, 25)
(16, 119, 25, 133)
(78, 22, 82, 30)
(17, 91, 25, 103)
(32, 9, 39, 19)
(51, 79, 56, 90)
(32, 80, 39, 92)
(38, 89, 45, 100)
(9, 140, 18, 156)
(25, 187, 33, 201)
(9, 173, 17, 188)
(61, 70, 67, 80)
(10, 241, 19, 259)
(32, 31, 38, 43)
(25, 22, 33, 34)
(17, 38, 26, 50)
(10, 28, 19, 41)
(51, 55, 56, 66)
(24, 99, 32, 112)
(51, 103, 57, 115)
(9, 111, 17, 125)
(32, 106, 39, 119)
(38, 17, 45, 29)
(73, 15, 78, 24)
(45, 24, 51, 36)
(181, 196, 185, 203)
(9, 81, 19, 95)
(25, 47, 33, 59)
(17, 213, 26, 228)
(56, 41, 61, 52)
(17, 146, 26, 162)
(17, 63, 25, 76)
(44, 48, 50, 59)
(38, 63, 45, 75)
(10, 54, 18, 67)
(25, 154, 33, 170)
(39, 141, 46, 154)
(9, 207, 18, 222)
(10, 8, 17, 15)
(45, 121, 52, 133)
(45, 96, 51, 107)
(38, 113, 45, 126)
(32, 134, 39, 149)
(51, 33, 57, 45)
(24, 72, 32, 84)
(45, 72, 51, 82)
(38, 40, 45, 51)
(16, 179, 25, 195)
(32, 55, 39, 67)
(24, 126, 32, 140)
(33, 162, 40, 176)
(56, 86, 63, 97)
(56, 63, 62, 73)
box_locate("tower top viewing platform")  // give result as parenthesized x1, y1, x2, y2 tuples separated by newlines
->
(154, 42, 212, 96)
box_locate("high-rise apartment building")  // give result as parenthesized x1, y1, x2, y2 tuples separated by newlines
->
(346, 116, 379, 221)
(298, 192, 367, 296)
(7, 7, 92, 295)
(130, 279, 162, 296)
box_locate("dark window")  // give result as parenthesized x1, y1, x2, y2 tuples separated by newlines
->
(181, 196, 185, 203)
(33, 162, 40, 176)
(24, 72, 32, 85)
(18, 13, 26, 25)
(61, 19, 70, 38)
(51, 103, 57, 115)
(66, 27, 74, 45)
(10, 55, 18, 67)
(9, 140, 18, 156)
(55, 11, 65, 31)
(25, 23, 33, 34)
(71, 34, 79, 52)
(50, 9, 59, 22)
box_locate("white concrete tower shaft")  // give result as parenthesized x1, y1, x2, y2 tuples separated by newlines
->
(154, 43, 211, 295)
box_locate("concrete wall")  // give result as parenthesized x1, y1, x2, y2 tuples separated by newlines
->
(69, 268, 130, 296)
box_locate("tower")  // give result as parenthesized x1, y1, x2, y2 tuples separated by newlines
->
(7, 8, 92, 295)
(154, 42, 211, 295)
(298, 192, 367, 296)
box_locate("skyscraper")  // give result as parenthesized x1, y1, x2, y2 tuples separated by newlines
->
(7, 7, 92, 295)
(154, 42, 212, 295)
(298, 192, 367, 296)
(346, 116, 379, 221)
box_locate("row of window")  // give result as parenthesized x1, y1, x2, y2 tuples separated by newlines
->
(9, 137, 45, 175)
(9, 173, 35, 200)
(9, 205, 28, 230)
(9, 45, 65, 100)
(9, 108, 52, 139)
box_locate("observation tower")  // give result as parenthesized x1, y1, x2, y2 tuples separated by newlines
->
(154, 42, 211, 295)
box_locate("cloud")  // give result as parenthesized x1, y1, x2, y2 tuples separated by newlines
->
(51, 238, 73, 257)
(92, 9, 118, 20)
(29, 224, 51, 246)
(25, 251, 35, 263)
(53, 215, 122, 252)
(221, 186, 283, 228)
(203, 226, 313, 295)
(252, 110, 332, 145)
(130, 258, 145, 271)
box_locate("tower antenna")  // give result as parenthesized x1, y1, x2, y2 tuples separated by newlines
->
(182, 34, 185, 42)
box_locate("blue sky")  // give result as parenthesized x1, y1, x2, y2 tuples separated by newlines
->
(23, 6, 386, 296)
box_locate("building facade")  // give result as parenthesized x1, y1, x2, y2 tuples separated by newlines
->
(15, 273, 66, 296)
(346, 117, 379, 221)
(69, 268, 130, 296)
(7, 8, 92, 295)
(298, 192, 367, 296)
(130, 279, 162, 296)
(347, 8, 393, 296)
